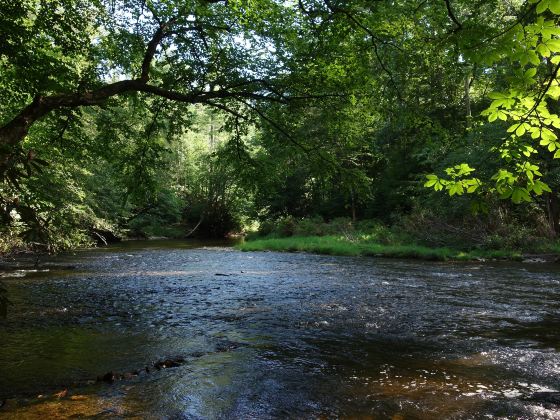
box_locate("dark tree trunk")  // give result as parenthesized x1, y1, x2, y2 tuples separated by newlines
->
(547, 191, 560, 237)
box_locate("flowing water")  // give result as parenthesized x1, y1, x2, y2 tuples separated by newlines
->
(0, 240, 559, 419)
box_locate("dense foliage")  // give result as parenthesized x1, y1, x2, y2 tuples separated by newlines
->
(1, 0, 559, 252)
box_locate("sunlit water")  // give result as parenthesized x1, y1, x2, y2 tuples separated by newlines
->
(1, 240, 559, 418)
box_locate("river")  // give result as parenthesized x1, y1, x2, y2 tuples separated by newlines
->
(0, 240, 559, 418)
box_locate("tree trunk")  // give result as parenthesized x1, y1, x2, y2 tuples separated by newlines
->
(350, 188, 356, 222)
(464, 71, 472, 124)
(546, 191, 560, 237)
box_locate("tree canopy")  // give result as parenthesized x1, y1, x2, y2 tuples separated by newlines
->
(1, 0, 560, 250)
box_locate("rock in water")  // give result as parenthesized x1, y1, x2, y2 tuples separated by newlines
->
(529, 392, 560, 405)
(153, 357, 186, 370)
(98, 371, 117, 384)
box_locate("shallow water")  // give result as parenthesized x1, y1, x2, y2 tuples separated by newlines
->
(1, 240, 559, 418)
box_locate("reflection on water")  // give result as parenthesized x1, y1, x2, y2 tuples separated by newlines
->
(1, 241, 559, 418)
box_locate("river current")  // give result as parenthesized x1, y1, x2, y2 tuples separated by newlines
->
(0, 240, 559, 418)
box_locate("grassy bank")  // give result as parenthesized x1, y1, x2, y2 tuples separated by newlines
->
(237, 235, 524, 261)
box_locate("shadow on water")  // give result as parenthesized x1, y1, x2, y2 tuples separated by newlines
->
(0, 243, 559, 418)
(478, 315, 560, 350)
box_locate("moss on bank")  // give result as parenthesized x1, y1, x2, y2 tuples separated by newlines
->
(237, 235, 525, 261)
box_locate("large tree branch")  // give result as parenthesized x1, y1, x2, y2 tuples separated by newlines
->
(443, 0, 462, 31)
(140, 20, 174, 82)
(0, 12, 177, 150)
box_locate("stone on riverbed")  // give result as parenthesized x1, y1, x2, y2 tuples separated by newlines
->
(153, 357, 186, 370)
(97, 357, 186, 384)
(528, 392, 560, 405)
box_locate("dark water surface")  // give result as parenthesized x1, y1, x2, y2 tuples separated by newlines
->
(1, 240, 559, 418)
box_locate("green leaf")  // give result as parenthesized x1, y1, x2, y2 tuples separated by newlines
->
(550, 0, 560, 13)
(511, 187, 531, 203)
(542, 128, 558, 141)
(537, 43, 551, 57)
(528, 51, 541, 65)
(548, 39, 560, 52)
(537, 0, 550, 14)
(467, 183, 479, 193)
(548, 85, 560, 100)
(524, 68, 537, 78)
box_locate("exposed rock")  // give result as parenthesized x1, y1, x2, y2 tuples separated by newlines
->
(53, 389, 67, 398)
(97, 357, 186, 385)
(153, 357, 186, 370)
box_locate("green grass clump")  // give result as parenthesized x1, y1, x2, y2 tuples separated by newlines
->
(237, 235, 523, 261)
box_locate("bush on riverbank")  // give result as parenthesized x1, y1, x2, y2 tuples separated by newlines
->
(242, 215, 559, 261)
(239, 235, 524, 261)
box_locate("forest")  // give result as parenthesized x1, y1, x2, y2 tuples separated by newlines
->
(1, 0, 560, 255)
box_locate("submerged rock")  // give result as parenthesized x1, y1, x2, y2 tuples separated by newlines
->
(528, 392, 560, 405)
(97, 371, 118, 384)
(97, 358, 186, 384)
(215, 340, 244, 352)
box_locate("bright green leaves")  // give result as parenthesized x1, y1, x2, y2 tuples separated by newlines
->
(531, 0, 560, 15)
(444, 1, 560, 205)
(491, 170, 532, 203)
(486, 91, 516, 109)
(425, 165, 480, 197)
(445, 163, 476, 177)
(532, 179, 553, 195)
(537, 38, 560, 57)
(523, 67, 537, 82)
(539, 128, 560, 151)
(487, 110, 507, 122)
(481, 91, 516, 122)
(548, 85, 560, 99)
(487, 161, 552, 203)
(424, 174, 445, 191)
(520, 162, 542, 181)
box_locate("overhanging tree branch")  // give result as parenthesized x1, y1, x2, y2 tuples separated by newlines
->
(0, 15, 280, 156)
(444, 0, 462, 31)
(140, 19, 177, 82)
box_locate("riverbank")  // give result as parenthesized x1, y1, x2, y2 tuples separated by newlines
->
(238, 235, 560, 262)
